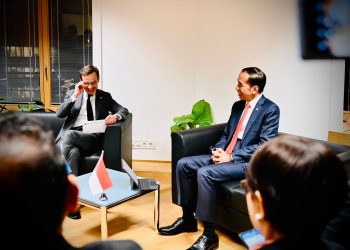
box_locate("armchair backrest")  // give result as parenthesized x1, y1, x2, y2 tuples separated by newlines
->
(171, 123, 226, 203)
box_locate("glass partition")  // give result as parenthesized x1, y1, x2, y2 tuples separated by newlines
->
(0, 0, 92, 107)
(0, 0, 40, 103)
(49, 0, 92, 104)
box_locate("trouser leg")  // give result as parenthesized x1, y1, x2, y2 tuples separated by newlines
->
(65, 146, 80, 175)
(195, 162, 247, 223)
(176, 154, 212, 213)
(59, 130, 102, 175)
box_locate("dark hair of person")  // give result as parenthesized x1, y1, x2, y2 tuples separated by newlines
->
(79, 64, 100, 80)
(246, 135, 348, 239)
(241, 67, 266, 93)
(0, 111, 53, 142)
(0, 112, 68, 242)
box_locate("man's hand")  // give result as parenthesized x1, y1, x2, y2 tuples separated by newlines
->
(104, 114, 118, 125)
(211, 148, 233, 164)
(72, 81, 84, 99)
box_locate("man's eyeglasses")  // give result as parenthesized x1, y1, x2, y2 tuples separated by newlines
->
(240, 179, 250, 194)
(83, 81, 98, 86)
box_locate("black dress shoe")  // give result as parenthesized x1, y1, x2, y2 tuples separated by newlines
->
(187, 234, 219, 250)
(67, 210, 81, 220)
(158, 217, 197, 235)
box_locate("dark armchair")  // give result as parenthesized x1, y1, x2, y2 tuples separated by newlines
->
(28, 111, 132, 174)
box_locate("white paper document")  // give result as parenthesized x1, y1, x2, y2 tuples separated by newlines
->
(83, 120, 106, 133)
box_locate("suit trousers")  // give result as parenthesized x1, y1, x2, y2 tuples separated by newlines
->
(176, 154, 247, 223)
(58, 130, 103, 175)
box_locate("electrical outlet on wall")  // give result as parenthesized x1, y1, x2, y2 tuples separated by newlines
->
(132, 140, 156, 149)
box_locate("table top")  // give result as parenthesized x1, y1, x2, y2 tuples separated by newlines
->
(77, 169, 154, 209)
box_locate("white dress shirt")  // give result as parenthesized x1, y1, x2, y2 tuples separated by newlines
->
(72, 92, 96, 127)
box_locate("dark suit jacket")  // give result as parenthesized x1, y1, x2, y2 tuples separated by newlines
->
(55, 89, 129, 142)
(214, 95, 280, 163)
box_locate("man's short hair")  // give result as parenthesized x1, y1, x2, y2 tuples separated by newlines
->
(79, 64, 100, 80)
(242, 67, 266, 93)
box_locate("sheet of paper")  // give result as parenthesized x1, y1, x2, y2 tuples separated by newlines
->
(83, 120, 106, 133)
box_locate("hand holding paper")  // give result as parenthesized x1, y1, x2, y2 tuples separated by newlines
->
(105, 112, 118, 125)
(83, 120, 106, 133)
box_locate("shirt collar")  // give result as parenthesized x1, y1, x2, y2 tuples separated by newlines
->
(247, 94, 262, 110)
(84, 91, 96, 99)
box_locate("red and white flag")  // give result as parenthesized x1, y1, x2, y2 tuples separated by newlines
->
(88, 151, 113, 196)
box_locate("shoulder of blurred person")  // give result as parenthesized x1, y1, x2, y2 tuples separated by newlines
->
(322, 183, 350, 250)
(82, 240, 142, 250)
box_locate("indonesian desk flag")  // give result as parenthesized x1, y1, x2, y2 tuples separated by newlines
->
(88, 151, 113, 196)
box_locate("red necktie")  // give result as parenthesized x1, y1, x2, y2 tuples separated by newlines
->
(225, 102, 251, 154)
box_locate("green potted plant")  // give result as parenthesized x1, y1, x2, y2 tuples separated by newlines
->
(170, 99, 214, 132)
(18, 101, 44, 112)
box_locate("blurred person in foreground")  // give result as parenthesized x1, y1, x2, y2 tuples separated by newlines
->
(0, 112, 141, 250)
(241, 135, 348, 250)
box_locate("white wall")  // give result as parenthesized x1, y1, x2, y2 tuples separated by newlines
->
(93, 0, 345, 161)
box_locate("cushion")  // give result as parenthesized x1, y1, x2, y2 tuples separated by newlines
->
(216, 180, 248, 215)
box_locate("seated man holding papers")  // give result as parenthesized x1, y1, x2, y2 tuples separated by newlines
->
(56, 65, 129, 176)
(56, 65, 129, 219)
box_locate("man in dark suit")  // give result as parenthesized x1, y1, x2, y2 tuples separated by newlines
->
(0, 112, 141, 250)
(158, 67, 280, 250)
(56, 65, 129, 176)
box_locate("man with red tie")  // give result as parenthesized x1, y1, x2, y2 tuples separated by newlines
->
(158, 67, 280, 250)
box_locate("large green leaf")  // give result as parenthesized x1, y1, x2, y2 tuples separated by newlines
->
(173, 114, 194, 125)
(170, 99, 214, 132)
(191, 99, 213, 127)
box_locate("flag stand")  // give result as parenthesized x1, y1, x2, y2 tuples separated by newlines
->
(99, 192, 108, 201)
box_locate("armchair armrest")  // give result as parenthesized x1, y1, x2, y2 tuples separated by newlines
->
(103, 113, 132, 171)
(171, 123, 226, 203)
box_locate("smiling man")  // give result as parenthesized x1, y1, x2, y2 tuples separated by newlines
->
(158, 67, 280, 250)
(56, 65, 129, 219)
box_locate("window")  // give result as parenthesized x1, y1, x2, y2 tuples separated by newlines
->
(345, 59, 349, 111)
(0, 0, 92, 111)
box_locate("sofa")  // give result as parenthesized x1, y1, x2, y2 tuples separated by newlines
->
(27, 111, 133, 174)
(171, 123, 350, 233)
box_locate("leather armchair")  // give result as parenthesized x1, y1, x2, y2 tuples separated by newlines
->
(171, 124, 350, 233)
(28, 111, 132, 174)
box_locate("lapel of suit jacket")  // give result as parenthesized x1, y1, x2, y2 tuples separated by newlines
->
(242, 95, 266, 140)
(71, 93, 83, 119)
(95, 90, 102, 119)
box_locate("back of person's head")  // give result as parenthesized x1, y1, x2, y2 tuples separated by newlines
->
(0, 111, 54, 143)
(245, 135, 348, 239)
(0, 112, 75, 244)
(79, 64, 99, 80)
(241, 67, 266, 93)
